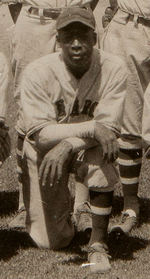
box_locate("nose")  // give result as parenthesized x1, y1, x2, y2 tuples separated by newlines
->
(71, 39, 82, 51)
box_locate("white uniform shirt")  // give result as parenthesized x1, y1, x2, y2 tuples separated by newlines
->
(118, 0, 150, 19)
(19, 49, 127, 137)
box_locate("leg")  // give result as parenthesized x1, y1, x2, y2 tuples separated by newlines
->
(88, 190, 113, 273)
(102, 13, 150, 234)
(80, 147, 118, 273)
(9, 134, 26, 229)
(23, 138, 74, 249)
(110, 142, 142, 234)
(73, 181, 92, 232)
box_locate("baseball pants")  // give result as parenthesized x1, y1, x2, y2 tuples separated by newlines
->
(101, 8, 150, 148)
(19, 136, 118, 249)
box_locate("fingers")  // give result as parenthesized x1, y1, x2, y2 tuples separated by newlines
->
(50, 162, 57, 186)
(39, 158, 51, 187)
(39, 158, 60, 187)
(102, 135, 119, 163)
(57, 161, 63, 182)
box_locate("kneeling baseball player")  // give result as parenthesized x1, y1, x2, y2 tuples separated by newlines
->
(18, 7, 126, 274)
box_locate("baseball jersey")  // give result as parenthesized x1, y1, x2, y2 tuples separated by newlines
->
(19, 49, 127, 138)
(0, 53, 9, 122)
(20, 0, 94, 8)
(118, 0, 150, 19)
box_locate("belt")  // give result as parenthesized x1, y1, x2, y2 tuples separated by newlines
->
(28, 7, 62, 20)
(128, 14, 150, 27)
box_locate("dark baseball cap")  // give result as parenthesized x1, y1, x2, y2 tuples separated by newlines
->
(56, 6, 96, 30)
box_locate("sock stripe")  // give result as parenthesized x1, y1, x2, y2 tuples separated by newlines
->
(91, 205, 112, 215)
(119, 148, 142, 160)
(121, 177, 139, 184)
(90, 191, 113, 208)
(119, 164, 141, 178)
(118, 158, 142, 166)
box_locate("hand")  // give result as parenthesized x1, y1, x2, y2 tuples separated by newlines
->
(94, 122, 119, 162)
(39, 140, 73, 187)
(102, 7, 115, 28)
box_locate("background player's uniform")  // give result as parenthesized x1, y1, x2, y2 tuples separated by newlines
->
(101, 0, 150, 220)
(142, 83, 150, 150)
(18, 48, 126, 248)
(0, 53, 9, 122)
(0, 53, 10, 164)
(0, 4, 14, 60)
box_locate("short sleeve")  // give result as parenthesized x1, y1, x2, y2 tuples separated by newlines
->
(94, 58, 127, 135)
(21, 64, 58, 137)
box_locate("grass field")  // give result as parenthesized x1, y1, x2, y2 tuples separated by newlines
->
(1, 1, 150, 279)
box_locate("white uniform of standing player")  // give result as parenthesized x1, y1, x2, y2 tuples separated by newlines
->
(101, 0, 150, 233)
(0, 53, 10, 165)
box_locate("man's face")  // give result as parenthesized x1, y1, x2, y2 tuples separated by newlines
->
(57, 22, 96, 77)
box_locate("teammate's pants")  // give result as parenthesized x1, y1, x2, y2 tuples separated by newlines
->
(101, 9, 150, 212)
(21, 138, 118, 249)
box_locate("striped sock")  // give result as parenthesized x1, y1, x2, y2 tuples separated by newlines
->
(89, 191, 113, 245)
(118, 148, 142, 215)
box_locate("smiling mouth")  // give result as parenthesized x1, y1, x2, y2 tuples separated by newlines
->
(72, 55, 82, 60)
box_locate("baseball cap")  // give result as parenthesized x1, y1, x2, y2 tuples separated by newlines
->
(56, 6, 96, 30)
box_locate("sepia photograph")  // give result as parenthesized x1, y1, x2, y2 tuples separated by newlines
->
(0, 1, 149, 278)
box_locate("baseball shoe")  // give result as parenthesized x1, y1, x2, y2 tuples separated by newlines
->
(88, 242, 111, 274)
(9, 207, 26, 229)
(72, 201, 92, 232)
(109, 210, 137, 235)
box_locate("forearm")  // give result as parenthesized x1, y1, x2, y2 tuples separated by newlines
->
(64, 137, 98, 153)
(34, 121, 95, 152)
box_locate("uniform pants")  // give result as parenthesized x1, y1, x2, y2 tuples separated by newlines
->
(19, 137, 118, 249)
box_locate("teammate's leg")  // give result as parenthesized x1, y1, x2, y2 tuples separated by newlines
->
(101, 10, 150, 234)
(9, 135, 26, 229)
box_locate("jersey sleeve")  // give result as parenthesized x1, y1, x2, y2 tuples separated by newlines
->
(21, 63, 57, 137)
(0, 53, 9, 122)
(94, 58, 127, 136)
(142, 83, 150, 148)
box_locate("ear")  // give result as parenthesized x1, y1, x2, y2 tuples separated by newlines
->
(93, 32, 97, 46)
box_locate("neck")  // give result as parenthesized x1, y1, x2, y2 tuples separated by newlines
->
(66, 61, 92, 80)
